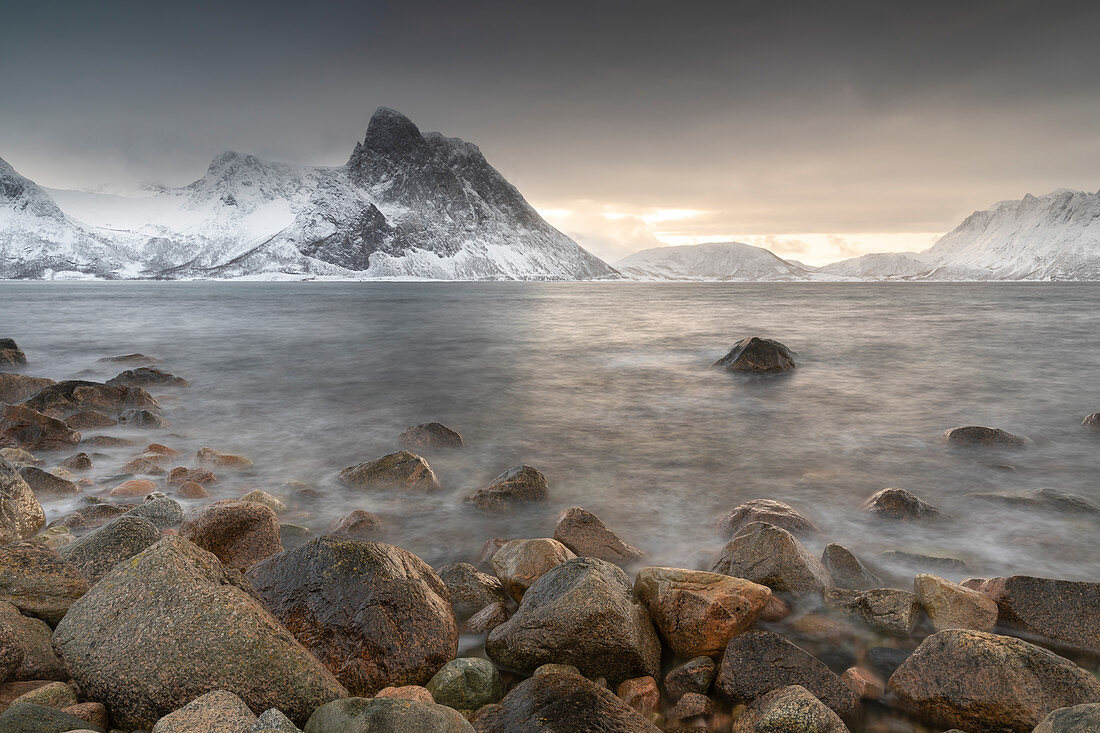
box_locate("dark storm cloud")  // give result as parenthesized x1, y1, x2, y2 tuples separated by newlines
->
(2, 0, 1098, 261)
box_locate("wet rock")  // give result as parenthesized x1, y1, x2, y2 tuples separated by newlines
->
(427, 658, 505, 711)
(98, 353, 158, 364)
(375, 686, 435, 703)
(8, 681, 78, 709)
(461, 602, 509, 635)
(840, 666, 884, 700)
(471, 672, 660, 733)
(634, 567, 771, 658)
(119, 408, 169, 429)
(58, 453, 92, 472)
(0, 602, 66, 681)
(862, 488, 939, 521)
(888, 629, 1100, 732)
(151, 689, 256, 733)
(878, 550, 966, 573)
(1083, 413, 1100, 431)
(553, 506, 644, 562)
(177, 481, 210, 499)
(668, 692, 714, 721)
(328, 510, 382, 540)
(0, 460, 45, 544)
(338, 450, 439, 491)
(166, 466, 217, 485)
(965, 488, 1099, 514)
(0, 340, 26, 369)
(21, 380, 159, 419)
(240, 489, 286, 512)
(400, 422, 464, 450)
(714, 630, 859, 716)
(126, 492, 185, 529)
(0, 375, 53, 404)
(278, 523, 311, 549)
(821, 544, 882, 590)
(122, 455, 168, 475)
(0, 541, 89, 625)
(822, 587, 921, 636)
(107, 367, 189, 389)
(197, 446, 253, 469)
(62, 411, 116, 430)
(0, 448, 38, 467)
(16, 467, 78, 499)
(109, 477, 160, 497)
(944, 425, 1026, 448)
(760, 594, 792, 622)
(247, 536, 457, 695)
(305, 697, 474, 733)
(961, 575, 1099, 655)
(1034, 703, 1100, 733)
(730, 685, 849, 733)
(180, 500, 282, 571)
(59, 515, 161, 582)
(533, 663, 581, 677)
(616, 676, 658, 716)
(490, 538, 576, 602)
(665, 656, 717, 702)
(0, 702, 104, 733)
(914, 573, 997, 632)
(438, 562, 508, 620)
(0, 405, 80, 452)
(486, 557, 660, 683)
(711, 522, 831, 595)
(718, 498, 817, 537)
(79, 434, 136, 448)
(464, 465, 549, 513)
(53, 537, 346, 728)
(712, 337, 796, 373)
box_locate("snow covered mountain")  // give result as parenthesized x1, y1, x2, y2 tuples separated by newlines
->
(614, 241, 818, 281)
(1, 108, 617, 280)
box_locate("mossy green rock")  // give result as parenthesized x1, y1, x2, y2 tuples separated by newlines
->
(426, 658, 504, 710)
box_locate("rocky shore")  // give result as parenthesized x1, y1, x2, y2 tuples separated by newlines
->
(0, 336, 1097, 733)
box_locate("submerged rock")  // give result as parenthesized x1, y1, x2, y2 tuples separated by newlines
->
(240, 489, 287, 513)
(961, 575, 1099, 655)
(338, 450, 440, 491)
(400, 422, 464, 450)
(0, 459, 45, 544)
(0, 541, 89, 625)
(1083, 413, 1100, 431)
(964, 488, 1099, 514)
(486, 557, 660, 683)
(247, 536, 457, 696)
(0, 447, 39, 467)
(0, 339, 27, 368)
(304, 697, 474, 733)
(0, 404, 80, 452)
(0, 374, 53, 404)
(118, 408, 169, 429)
(713, 337, 796, 373)
(59, 452, 92, 472)
(63, 410, 117, 429)
(20, 380, 159, 419)
(862, 488, 939, 521)
(914, 573, 998, 632)
(491, 538, 576, 602)
(465, 465, 549, 512)
(107, 366, 189, 388)
(126, 492, 185, 529)
(718, 498, 817, 537)
(328, 510, 383, 540)
(553, 506, 644, 562)
(180, 500, 282, 571)
(888, 629, 1100, 732)
(197, 446, 253, 469)
(712, 522, 831, 594)
(821, 587, 921, 636)
(821, 544, 882, 590)
(944, 425, 1026, 448)
(730, 685, 849, 733)
(52, 537, 346, 729)
(616, 675, 659, 717)
(166, 466, 217, 486)
(16, 466, 78, 498)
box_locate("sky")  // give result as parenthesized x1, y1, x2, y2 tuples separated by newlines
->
(2, 1, 1099, 265)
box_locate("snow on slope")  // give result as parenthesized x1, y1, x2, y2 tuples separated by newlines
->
(816, 251, 936, 280)
(614, 241, 819, 281)
(2, 108, 618, 281)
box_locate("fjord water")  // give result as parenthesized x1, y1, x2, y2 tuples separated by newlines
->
(3, 282, 1098, 582)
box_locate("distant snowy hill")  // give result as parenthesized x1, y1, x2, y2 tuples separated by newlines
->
(614, 241, 820, 281)
(1, 108, 617, 280)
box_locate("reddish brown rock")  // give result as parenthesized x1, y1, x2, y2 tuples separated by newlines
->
(718, 498, 817, 537)
(21, 380, 160, 419)
(461, 602, 509, 635)
(0, 375, 53, 405)
(914, 573, 998, 632)
(553, 506, 644, 562)
(180, 500, 282, 571)
(961, 575, 1099, 655)
(109, 478, 160, 498)
(0, 404, 80, 452)
(840, 667, 884, 700)
(329, 510, 383, 540)
(0, 340, 27, 368)
(399, 423, 464, 450)
(122, 455, 166, 476)
(59, 453, 92, 472)
(0, 601, 67, 681)
(63, 411, 117, 429)
(669, 692, 714, 720)
(375, 685, 435, 703)
(118, 409, 169, 429)
(464, 465, 549, 513)
(477, 538, 508, 572)
(16, 466, 79, 498)
(760, 595, 791, 622)
(176, 481, 210, 499)
(664, 656, 717, 702)
(338, 451, 439, 491)
(166, 467, 217, 486)
(888, 629, 1100, 732)
(634, 567, 771, 658)
(63, 701, 108, 728)
(490, 538, 576, 602)
(616, 676, 658, 716)
(145, 443, 180, 456)
(196, 446, 253, 469)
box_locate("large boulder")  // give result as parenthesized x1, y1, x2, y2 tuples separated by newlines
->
(399, 423, 464, 450)
(52, 537, 347, 729)
(426, 658, 505, 710)
(0, 340, 27, 369)
(888, 629, 1100, 732)
(338, 451, 439, 491)
(464, 466, 549, 513)
(247, 536, 457, 696)
(714, 630, 859, 716)
(58, 515, 161, 583)
(19, 380, 159, 419)
(437, 563, 508, 620)
(718, 498, 817, 537)
(304, 697, 474, 733)
(553, 506, 644, 562)
(472, 672, 660, 733)
(180, 500, 282, 571)
(712, 337, 796, 373)
(1034, 703, 1100, 733)
(150, 690, 256, 733)
(712, 522, 831, 594)
(0, 405, 80, 452)
(914, 573, 997, 632)
(944, 425, 1026, 448)
(0, 460, 44, 544)
(820, 544, 881, 590)
(0, 541, 88, 625)
(634, 567, 771, 658)
(961, 575, 1099, 655)
(491, 538, 576, 602)
(821, 587, 921, 636)
(862, 488, 939, 521)
(0, 375, 54, 405)
(731, 685, 849, 733)
(486, 557, 660, 683)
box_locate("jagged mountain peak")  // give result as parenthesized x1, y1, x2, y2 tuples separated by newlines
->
(348, 106, 430, 168)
